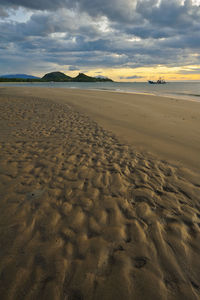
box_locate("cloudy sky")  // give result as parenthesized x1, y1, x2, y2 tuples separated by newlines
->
(0, 0, 200, 81)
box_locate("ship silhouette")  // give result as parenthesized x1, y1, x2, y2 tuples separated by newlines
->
(148, 77, 166, 84)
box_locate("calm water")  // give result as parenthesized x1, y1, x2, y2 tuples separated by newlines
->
(1, 81, 200, 102)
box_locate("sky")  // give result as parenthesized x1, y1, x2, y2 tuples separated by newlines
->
(0, 0, 200, 81)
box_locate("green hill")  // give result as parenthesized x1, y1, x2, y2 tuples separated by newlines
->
(42, 71, 113, 82)
(73, 73, 97, 82)
(73, 73, 113, 82)
(42, 72, 71, 81)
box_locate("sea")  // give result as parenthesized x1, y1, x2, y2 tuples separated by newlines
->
(1, 81, 200, 102)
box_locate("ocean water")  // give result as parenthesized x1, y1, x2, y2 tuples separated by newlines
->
(1, 81, 200, 102)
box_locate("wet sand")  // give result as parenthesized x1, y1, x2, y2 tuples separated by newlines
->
(0, 87, 200, 300)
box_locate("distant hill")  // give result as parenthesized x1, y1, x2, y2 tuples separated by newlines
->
(42, 72, 71, 81)
(42, 72, 113, 82)
(73, 73, 113, 82)
(0, 74, 40, 79)
(0, 71, 113, 82)
(73, 73, 97, 82)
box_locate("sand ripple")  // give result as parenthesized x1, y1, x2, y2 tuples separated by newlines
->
(0, 96, 200, 299)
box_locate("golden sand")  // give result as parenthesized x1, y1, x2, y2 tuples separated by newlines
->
(0, 87, 200, 299)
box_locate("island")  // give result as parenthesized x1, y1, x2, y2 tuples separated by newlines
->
(0, 72, 113, 82)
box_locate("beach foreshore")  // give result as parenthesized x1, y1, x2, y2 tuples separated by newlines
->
(0, 87, 200, 300)
(1, 86, 200, 171)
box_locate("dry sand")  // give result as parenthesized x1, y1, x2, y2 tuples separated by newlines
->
(0, 87, 200, 300)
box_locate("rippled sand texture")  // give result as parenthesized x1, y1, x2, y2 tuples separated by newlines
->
(0, 95, 200, 300)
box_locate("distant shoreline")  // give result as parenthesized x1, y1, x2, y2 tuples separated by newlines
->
(0, 72, 113, 83)
(1, 81, 200, 103)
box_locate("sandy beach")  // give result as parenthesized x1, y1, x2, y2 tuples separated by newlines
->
(0, 87, 200, 300)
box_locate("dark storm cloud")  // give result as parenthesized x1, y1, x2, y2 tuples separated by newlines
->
(0, 0, 200, 74)
(2, 0, 200, 27)
(138, 0, 200, 29)
(0, 0, 137, 22)
(0, 0, 66, 10)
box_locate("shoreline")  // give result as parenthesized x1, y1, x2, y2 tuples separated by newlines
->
(83, 87, 200, 103)
(1, 82, 200, 103)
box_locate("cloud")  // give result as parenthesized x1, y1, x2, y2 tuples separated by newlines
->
(178, 67, 200, 74)
(0, 7, 9, 17)
(0, 1, 200, 76)
(0, 0, 137, 22)
(120, 75, 143, 79)
(0, 0, 66, 11)
(68, 65, 79, 71)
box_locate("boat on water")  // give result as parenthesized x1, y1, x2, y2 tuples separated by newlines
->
(148, 77, 166, 84)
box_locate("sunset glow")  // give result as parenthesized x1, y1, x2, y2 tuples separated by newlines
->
(0, 0, 200, 81)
